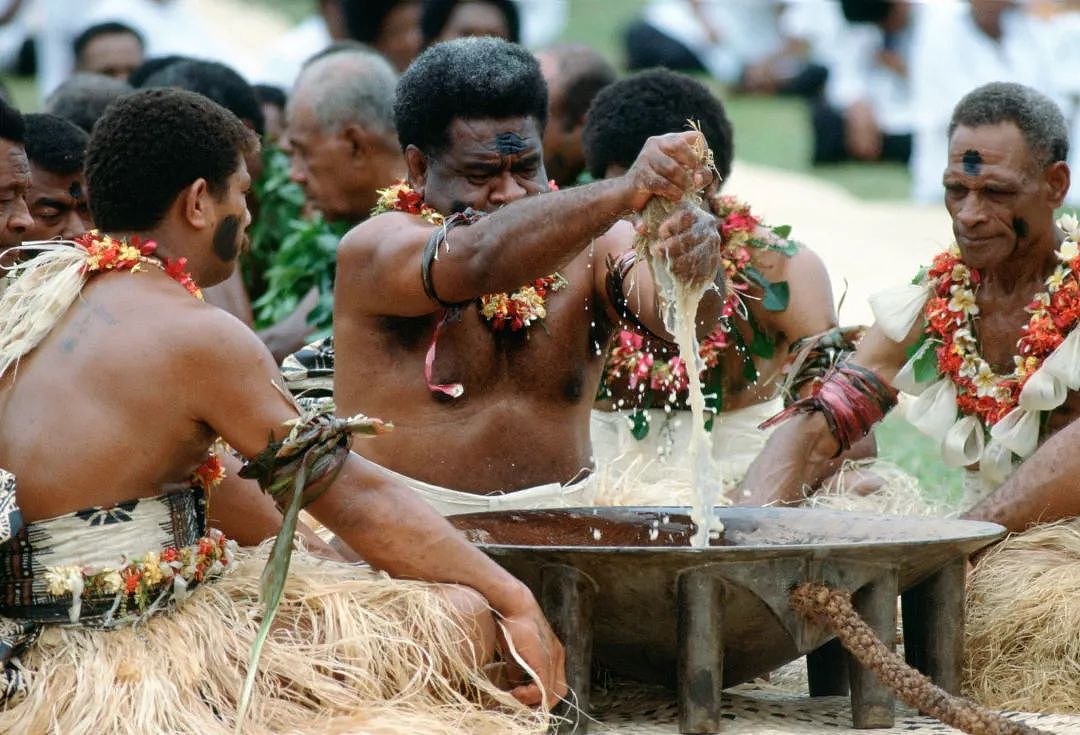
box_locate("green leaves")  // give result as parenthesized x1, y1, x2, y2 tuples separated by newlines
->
(247, 146, 346, 336)
(906, 335, 943, 384)
(629, 409, 651, 440)
(744, 265, 790, 312)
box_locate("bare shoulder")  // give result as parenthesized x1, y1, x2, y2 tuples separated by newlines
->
(590, 218, 635, 261)
(749, 240, 827, 282)
(339, 211, 432, 264)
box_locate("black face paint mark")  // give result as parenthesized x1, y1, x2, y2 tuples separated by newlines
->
(449, 200, 471, 214)
(494, 132, 526, 156)
(1013, 217, 1029, 239)
(68, 181, 83, 201)
(962, 149, 982, 176)
(212, 214, 241, 261)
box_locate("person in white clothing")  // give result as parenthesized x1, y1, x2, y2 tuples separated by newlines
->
(811, 0, 916, 165)
(908, 0, 1056, 202)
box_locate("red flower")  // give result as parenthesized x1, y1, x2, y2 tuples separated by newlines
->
(161, 547, 179, 563)
(194, 454, 224, 491)
(123, 568, 142, 595)
(720, 211, 760, 239)
(395, 187, 424, 214)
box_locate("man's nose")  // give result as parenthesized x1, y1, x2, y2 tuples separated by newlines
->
(8, 196, 32, 235)
(487, 172, 527, 206)
(61, 210, 88, 239)
(288, 155, 306, 185)
(955, 192, 987, 229)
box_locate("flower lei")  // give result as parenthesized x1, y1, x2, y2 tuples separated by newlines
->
(919, 221, 1080, 427)
(601, 196, 795, 431)
(371, 182, 567, 332)
(44, 528, 236, 623)
(43, 451, 228, 623)
(76, 230, 203, 300)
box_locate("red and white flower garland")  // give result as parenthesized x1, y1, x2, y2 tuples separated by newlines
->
(876, 214, 1080, 485)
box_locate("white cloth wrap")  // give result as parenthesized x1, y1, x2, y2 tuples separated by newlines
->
(869, 282, 932, 342)
(876, 279, 1078, 488)
(589, 397, 783, 488)
(371, 464, 596, 517)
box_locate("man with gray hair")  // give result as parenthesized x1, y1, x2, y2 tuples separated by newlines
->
(741, 81, 1080, 533)
(284, 46, 405, 224)
(43, 73, 133, 134)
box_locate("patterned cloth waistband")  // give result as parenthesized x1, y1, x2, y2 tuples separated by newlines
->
(0, 485, 216, 625)
(0, 482, 236, 704)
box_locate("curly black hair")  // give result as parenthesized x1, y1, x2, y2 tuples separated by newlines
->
(583, 68, 733, 182)
(950, 82, 1069, 172)
(0, 97, 23, 144)
(24, 113, 89, 175)
(420, 0, 520, 45)
(394, 36, 546, 155)
(86, 88, 258, 232)
(142, 59, 265, 135)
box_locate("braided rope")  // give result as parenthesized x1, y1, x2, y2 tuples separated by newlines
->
(789, 583, 1048, 735)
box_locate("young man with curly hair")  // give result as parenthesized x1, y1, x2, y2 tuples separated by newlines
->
(583, 68, 855, 499)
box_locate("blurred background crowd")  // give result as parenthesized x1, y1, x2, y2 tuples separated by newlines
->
(0, 0, 1076, 203)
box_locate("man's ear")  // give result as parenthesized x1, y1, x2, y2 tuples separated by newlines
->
(404, 144, 429, 196)
(1045, 160, 1071, 209)
(180, 178, 213, 230)
(342, 123, 371, 160)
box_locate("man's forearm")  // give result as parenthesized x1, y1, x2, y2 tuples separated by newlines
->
(309, 457, 531, 613)
(738, 412, 841, 506)
(964, 422, 1080, 533)
(437, 178, 632, 302)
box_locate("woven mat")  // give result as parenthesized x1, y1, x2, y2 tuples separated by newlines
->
(576, 680, 1080, 734)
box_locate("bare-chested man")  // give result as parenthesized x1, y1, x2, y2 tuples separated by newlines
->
(740, 82, 1080, 533)
(331, 37, 725, 514)
(0, 87, 562, 734)
(584, 69, 851, 498)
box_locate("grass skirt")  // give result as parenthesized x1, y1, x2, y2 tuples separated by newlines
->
(0, 545, 548, 734)
(963, 517, 1080, 714)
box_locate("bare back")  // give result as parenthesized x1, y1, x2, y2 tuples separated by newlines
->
(0, 268, 293, 522)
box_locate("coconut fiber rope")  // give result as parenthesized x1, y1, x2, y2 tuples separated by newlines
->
(789, 583, 1049, 735)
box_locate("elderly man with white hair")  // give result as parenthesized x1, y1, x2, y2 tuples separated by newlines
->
(284, 45, 406, 225)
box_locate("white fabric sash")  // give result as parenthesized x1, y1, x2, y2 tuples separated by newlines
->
(371, 463, 596, 517)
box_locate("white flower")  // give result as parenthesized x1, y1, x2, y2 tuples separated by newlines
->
(1058, 239, 1079, 262)
(953, 328, 977, 354)
(958, 355, 980, 379)
(1047, 265, 1068, 290)
(100, 570, 123, 594)
(951, 263, 971, 284)
(948, 284, 979, 316)
(44, 566, 82, 597)
(973, 361, 1001, 397)
(1058, 212, 1079, 236)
